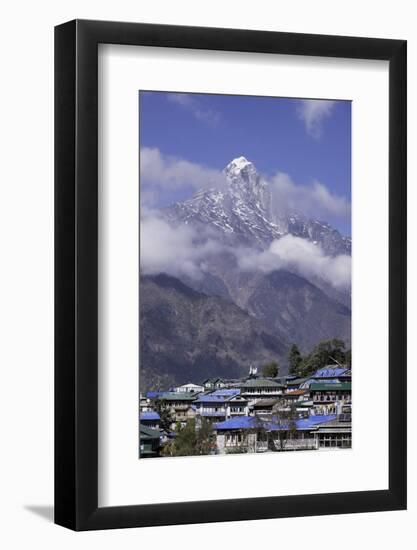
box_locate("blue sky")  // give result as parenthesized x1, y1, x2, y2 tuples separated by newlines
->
(139, 91, 351, 235)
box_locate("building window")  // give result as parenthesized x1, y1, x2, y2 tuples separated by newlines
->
(319, 433, 352, 448)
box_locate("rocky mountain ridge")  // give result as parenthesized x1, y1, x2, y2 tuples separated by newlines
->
(140, 156, 352, 387)
(164, 156, 351, 256)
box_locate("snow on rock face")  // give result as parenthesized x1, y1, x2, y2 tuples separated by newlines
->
(224, 157, 259, 190)
(163, 157, 351, 255)
(225, 156, 254, 177)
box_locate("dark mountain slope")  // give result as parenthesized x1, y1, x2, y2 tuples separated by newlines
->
(238, 270, 351, 352)
(139, 274, 288, 391)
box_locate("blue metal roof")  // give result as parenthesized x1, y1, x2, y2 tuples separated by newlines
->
(140, 411, 160, 421)
(146, 391, 167, 399)
(296, 415, 337, 430)
(214, 414, 337, 432)
(195, 396, 228, 403)
(215, 416, 261, 430)
(195, 389, 240, 403)
(312, 367, 349, 378)
(309, 378, 340, 384)
(211, 388, 241, 396)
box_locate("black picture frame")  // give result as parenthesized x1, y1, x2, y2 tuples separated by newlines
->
(55, 19, 407, 531)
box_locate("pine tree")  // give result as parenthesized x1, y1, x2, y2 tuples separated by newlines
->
(165, 418, 215, 457)
(299, 339, 348, 377)
(262, 361, 279, 378)
(288, 344, 303, 375)
(153, 400, 174, 433)
(196, 418, 215, 454)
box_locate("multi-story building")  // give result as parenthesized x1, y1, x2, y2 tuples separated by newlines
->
(239, 378, 285, 403)
(308, 382, 351, 415)
(139, 410, 160, 431)
(313, 413, 352, 449)
(214, 414, 339, 454)
(202, 378, 226, 391)
(172, 383, 205, 394)
(156, 392, 197, 429)
(138, 364, 352, 456)
(193, 389, 249, 422)
(139, 424, 161, 458)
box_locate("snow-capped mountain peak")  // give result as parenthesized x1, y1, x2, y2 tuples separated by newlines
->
(225, 156, 253, 176)
(163, 156, 351, 255)
(224, 156, 260, 190)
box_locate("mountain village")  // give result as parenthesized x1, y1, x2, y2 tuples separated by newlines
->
(139, 363, 352, 458)
(140, 156, 352, 459)
(141, 157, 352, 394)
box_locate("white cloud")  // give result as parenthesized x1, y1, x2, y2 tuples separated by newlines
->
(167, 93, 221, 127)
(141, 213, 350, 291)
(270, 172, 350, 224)
(236, 234, 351, 290)
(141, 148, 349, 227)
(140, 212, 226, 280)
(140, 148, 227, 206)
(297, 99, 336, 138)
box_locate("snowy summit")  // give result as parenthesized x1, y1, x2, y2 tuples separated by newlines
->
(225, 156, 253, 176)
(224, 156, 261, 194)
(164, 156, 351, 255)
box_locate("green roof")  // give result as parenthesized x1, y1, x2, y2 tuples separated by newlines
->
(140, 448, 158, 456)
(309, 382, 351, 391)
(139, 424, 161, 439)
(287, 379, 309, 386)
(158, 392, 197, 401)
(241, 378, 284, 388)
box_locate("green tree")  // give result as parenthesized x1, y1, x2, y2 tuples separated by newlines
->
(153, 400, 174, 433)
(299, 339, 348, 377)
(345, 349, 352, 368)
(164, 418, 215, 457)
(262, 361, 279, 378)
(195, 418, 216, 455)
(288, 344, 303, 375)
(237, 414, 268, 454)
(173, 419, 197, 456)
(270, 404, 298, 451)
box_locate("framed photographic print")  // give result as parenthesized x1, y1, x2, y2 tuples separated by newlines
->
(55, 19, 407, 530)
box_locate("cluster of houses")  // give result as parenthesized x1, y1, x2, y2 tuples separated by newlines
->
(139, 365, 352, 458)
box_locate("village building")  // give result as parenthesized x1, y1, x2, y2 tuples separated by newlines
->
(313, 413, 352, 448)
(202, 378, 226, 391)
(139, 394, 154, 413)
(283, 388, 310, 401)
(299, 365, 351, 388)
(239, 378, 285, 402)
(139, 363, 352, 457)
(193, 389, 249, 422)
(286, 376, 310, 390)
(250, 398, 278, 415)
(156, 392, 197, 428)
(139, 410, 160, 431)
(214, 416, 266, 453)
(145, 390, 167, 399)
(310, 366, 351, 381)
(139, 424, 161, 458)
(140, 391, 170, 412)
(271, 389, 313, 417)
(308, 382, 351, 415)
(173, 382, 205, 394)
(214, 414, 338, 454)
